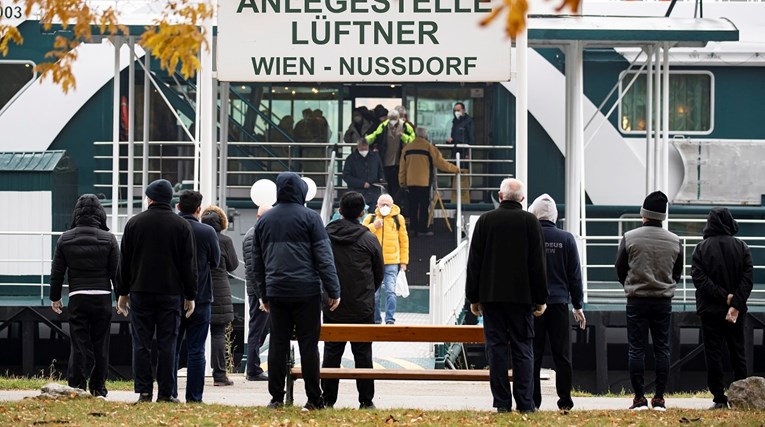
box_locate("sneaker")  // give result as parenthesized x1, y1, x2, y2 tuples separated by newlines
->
(156, 396, 181, 403)
(214, 379, 234, 386)
(650, 397, 666, 411)
(246, 372, 269, 381)
(135, 393, 152, 403)
(496, 407, 511, 413)
(629, 396, 649, 411)
(95, 395, 107, 401)
(302, 401, 325, 411)
(385, 321, 395, 325)
(267, 400, 283, 409)
(359, 401, 376, 410)
(710, 401, 729, 410)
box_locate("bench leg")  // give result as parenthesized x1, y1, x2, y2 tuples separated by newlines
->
(286, 344, 295, 406)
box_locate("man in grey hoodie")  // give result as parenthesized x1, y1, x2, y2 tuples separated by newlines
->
(615, 191, 682, 411)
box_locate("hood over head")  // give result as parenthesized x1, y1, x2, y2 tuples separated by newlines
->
(71, 194, 109, 231)
(528, 193, 558, 223)
(703, 207, 739, 238)
(201, 212, 222, 232)
(326, 218, 369, 245)
(201, 205, 228, 231)
(276, 172, 307, 204)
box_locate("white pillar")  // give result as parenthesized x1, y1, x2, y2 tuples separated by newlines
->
(661, 43, 670, 195)
(219, 82, 230, 211)
(127, 38, 135, 219)
(564, 41, 583, 238)
(515, 21, 528, 208)
(456, 152, 462, 245)
(645, 45, 653, 194)
(199, 17, 215, 208)
(142, 51, 150, 209)
(653, 44, 661, 193)
(111, 37, 121, 233)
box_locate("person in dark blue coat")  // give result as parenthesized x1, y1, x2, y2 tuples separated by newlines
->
(174, 190, 220, 403)
(252, 172, 341, 410)
(528, 194, 585, 411)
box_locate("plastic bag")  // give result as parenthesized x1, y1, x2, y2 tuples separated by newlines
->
(395, 269, 410, 298)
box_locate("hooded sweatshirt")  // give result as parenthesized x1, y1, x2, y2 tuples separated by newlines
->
(692, 208, 753, 316)
(50, 195, 119, 301)
(252, 172, 340, 302)
(324, 218, 384, 322)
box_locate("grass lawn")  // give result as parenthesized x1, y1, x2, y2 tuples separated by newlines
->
(0, 376, 134, 391)
(0, 399, 762, 426)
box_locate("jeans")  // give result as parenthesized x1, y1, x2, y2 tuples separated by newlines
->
(129, 292, 182, 398)
(247, 294, 270, 377)
(67, 294, 112, 397)
(533, 303, 573, 409)
(375, 264, 399, 324)
(701, 314, 748, 403)
(626, 299, 671, 399)
(173, 302, 211, 402)
(482, 302, 535, 412)
(267, 296, 323, 406)
(321, 316, 375, 406)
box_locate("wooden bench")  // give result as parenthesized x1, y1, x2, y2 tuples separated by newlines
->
(286, 324, 512, 405)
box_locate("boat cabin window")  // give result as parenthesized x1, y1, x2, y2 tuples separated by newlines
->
(0, 61, 35, 113)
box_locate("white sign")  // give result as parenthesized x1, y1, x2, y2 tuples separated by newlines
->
(0, 1, 27, 27)
(217, 0, 511, 82)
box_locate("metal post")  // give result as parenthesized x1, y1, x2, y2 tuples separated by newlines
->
(662, 42, 670, 196)
(219, 82, 230, 211)
(142, 50, 150, 209)
(199, 17, 215, 207)
(515, 19, 528, 208)
(564, 42, 583, 240)
(40, 233, 45, 305)
(653, 44, 661, 194)
(127, 38, 135, 219)
(428, 255, 438, 326)
(111, 37, 121, 233)
(455, 152, 461, 245)
(646, 45, 654, 194)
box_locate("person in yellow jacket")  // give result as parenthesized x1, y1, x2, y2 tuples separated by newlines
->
(365, 110, 415, 205)
(362, 194, 409, 324)
(399, 127, 461, 237)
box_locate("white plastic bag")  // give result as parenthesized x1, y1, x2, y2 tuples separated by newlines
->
(395, 269, 410, 298)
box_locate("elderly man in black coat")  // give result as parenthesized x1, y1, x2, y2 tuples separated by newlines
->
(466, 178, 548, 413)
(342, 140, 385, 204)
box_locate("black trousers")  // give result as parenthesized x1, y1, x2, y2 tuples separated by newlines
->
(67, 294, 112, 397)
(129, 292, 182, 398)
(321, 316, 374, 406)
(267, 296, 322, 406)
(383, 166, 400, 204)
(482, 302, 535, 412)
(701, 314, 748, 403)
(247, 294, 270, 377)
(626, 300, 671, 399)
(210, 322, 229, 382)
(533, 303, 573, 409)
(407, 186, 430, 233)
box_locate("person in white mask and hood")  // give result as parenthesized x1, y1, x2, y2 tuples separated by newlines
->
(342, 140, 385, 204)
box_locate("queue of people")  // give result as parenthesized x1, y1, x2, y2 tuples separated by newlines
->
(48, 173, 753, 412)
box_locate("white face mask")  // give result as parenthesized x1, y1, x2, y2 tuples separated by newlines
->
(388, 119, 398, 126)
(454, 111, 463, 119)
(358, 150, 369, 157)
(379, 206, 392, 216)
(353, 116, 362, 124)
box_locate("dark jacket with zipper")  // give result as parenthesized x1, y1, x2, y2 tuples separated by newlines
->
(466, 200, 548, 306)
(252, 172, 340, 302)
(692, 208, 753, 316)
(324, 218, 384, 323)
(615, 221, 681, 300)
(50, 195, 119, 302)
(202, 213, 238, 325)
(243, 226, 258, 298)
(539, 220, 584, 309)
(117, 202, 198, 300)
(180, 213, 220, 304)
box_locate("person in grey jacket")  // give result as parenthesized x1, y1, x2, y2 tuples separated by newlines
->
(201, 206, 239, 387)
(615, 191, 682, 411)
(242, 204, 271, 382)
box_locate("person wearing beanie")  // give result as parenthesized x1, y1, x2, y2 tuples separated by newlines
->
(614, 190, 682, 411)
(116, 179, 198, 404)
(692, 208, 753, 409)
(527, 194, 584, 411)
(49, 194, 118, 398)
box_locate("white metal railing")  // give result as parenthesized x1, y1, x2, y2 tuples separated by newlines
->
(429, 240, 469, 326)
(320, 150, 337, 226)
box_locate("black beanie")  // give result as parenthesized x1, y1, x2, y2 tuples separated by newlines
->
(145, 179, 174, 204)
(641, 191, 668, 221)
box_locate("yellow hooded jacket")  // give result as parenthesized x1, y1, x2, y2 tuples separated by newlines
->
(362, 204, 410, 265)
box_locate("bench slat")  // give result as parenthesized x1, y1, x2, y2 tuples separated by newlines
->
(291, 368, 512, 381)
(319, 324, 484, 343)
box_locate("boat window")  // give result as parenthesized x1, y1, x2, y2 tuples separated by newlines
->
(619, 72, 713, 135)
(0, 61, 35, 112)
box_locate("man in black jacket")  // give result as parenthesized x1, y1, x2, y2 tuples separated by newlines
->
(243, 204, 271, 382)
(447, 102, 474, 158)
(321, 192, 384, 409)
(252, 172, 341, 410)
(116, 179, 197, 403)
(466, 178, 548, 413)
(692, 207, 753, 409)
(50, 194, 119, 398)
(173, 190, 220, 403)
(342, 140, 385, 204)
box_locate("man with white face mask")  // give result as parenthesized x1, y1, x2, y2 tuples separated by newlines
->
(365, 109, 415, 205)
(362, 194, 409, 324)
(342, 140, 385, 204)
(447, 102, 474, 159)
